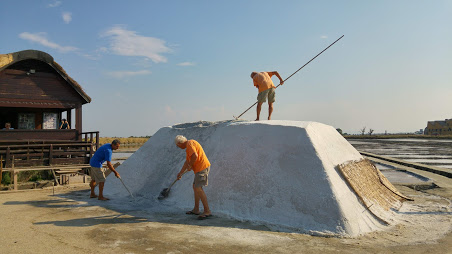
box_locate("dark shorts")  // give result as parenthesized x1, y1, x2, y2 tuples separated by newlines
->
(193, 167, 210, 188)
(257, 88, 276, 103)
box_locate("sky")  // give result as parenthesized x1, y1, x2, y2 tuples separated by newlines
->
(1, 1, 451, 137)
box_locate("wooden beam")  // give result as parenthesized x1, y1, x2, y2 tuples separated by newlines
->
(75, 105, 82, 140)
(12, 156, 17, 191)
(0, 155, 3, 183)
(67, 109, 72, 129)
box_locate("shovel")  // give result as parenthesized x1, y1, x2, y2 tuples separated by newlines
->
(119, 176, 134, 198)
(158, 169, 188, 200)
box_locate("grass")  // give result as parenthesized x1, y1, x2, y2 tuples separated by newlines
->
(98, 137, 150, 146)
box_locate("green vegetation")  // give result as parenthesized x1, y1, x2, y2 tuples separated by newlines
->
(1, 172, 11, 185)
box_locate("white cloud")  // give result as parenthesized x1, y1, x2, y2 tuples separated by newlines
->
(62, 12, 72, 24)
(107, 70, 151, 78)
(98, 47, 108, 53)
(177, 62, 195, 66)
(102, 25, 172, 63)
(321, 35, 328, 39)
(19, 32, 78, 52)
(48, 1, 61, 8)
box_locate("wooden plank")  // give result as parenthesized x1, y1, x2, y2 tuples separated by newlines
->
(0, 130, 79, 142)
(51, 151, 89, 156)
(56, 170, 83, 173)
(2, 164, 90, 172)
(0, 142, 91, 149)
(52, 157, 87, 164)
(13, 159, 47, 167)
(5, 153, 45, 159)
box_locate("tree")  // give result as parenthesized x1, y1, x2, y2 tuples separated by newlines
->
(360, 126, 366, 135)
(368, 129, 374, 135)
(336, 128, 343, 135)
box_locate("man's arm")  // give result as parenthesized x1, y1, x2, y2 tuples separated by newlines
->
(268, 71, 284, 85)
(253, 79, 259, 89)
(106, 161, 120, 178)
(177, 153, 198, 179)
(177, 160, 189, 180)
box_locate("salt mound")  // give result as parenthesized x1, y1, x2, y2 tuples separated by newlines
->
(105, 120, 403, 236)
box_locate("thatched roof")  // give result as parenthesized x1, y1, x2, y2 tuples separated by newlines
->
(0, 49, 91, 103)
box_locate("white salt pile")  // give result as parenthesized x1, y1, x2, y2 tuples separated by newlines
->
(104, 120, 401, 236)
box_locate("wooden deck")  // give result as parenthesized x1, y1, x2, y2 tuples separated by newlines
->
(0, 132, 100, 190)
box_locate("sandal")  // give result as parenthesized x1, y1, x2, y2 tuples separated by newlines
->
(197, 214, 213, 220)
(186, 210, 200, 215)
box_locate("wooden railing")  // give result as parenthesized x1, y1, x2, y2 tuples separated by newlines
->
(0, 142, 94, 168)
(81, 131, 99, 150)
(0, 129, 79, 141)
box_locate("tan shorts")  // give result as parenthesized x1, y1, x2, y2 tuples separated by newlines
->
(90, 166, 112, 183)
(257, 88, 276, 103)
(193, 167, 210, 188)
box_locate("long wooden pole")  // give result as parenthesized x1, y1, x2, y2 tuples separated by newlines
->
(234, 35, 344, 120)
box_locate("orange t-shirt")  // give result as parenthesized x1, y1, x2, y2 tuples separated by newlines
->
(185, 140, 211, 173)
(253, 72, 275, 93)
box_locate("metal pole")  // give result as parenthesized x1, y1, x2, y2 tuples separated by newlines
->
(234, 35, 344, 120)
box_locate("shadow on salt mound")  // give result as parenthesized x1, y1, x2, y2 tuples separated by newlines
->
(104, 120, 409, 237)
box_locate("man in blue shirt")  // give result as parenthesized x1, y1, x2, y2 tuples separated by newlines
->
(89, 139, 121, 200)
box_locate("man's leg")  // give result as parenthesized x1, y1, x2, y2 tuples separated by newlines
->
(256, 102, 263, 121)
(89, 180, 97, 198)
(268, 102, 274, 120)
(98, 182, 109, 200)
(192, 184, 201, 213)
(194, 186, 211, 216)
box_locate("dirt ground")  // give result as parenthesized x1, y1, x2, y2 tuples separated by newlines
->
(1, 169, 451, 254)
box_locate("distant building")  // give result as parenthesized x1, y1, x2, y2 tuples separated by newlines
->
(424, 118, 452, 135)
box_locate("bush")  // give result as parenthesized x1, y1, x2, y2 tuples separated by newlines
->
(1, 172, 11, 185)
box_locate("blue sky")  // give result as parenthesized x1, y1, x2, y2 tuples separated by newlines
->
(1, 1, 451, 136)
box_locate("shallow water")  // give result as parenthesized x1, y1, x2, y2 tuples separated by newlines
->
(380, 169, 432, 185)
(348, 138, 452, 169)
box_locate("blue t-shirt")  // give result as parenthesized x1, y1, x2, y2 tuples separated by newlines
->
(90, 144, 113, 168)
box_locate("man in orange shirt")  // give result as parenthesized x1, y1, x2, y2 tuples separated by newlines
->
(251, 71, 284, 121)
(175, 135, 212, 219)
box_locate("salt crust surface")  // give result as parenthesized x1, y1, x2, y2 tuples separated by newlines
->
(104, 120, 392, 236)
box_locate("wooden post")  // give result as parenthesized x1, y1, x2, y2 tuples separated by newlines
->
(90, 133, 93, 144)
(13, 170, 17, 191)
(96, 132, 99, 150)
(49, 145, 53, 165)
(0, 155, 3, 184)
(89, 144, 94, 159)
(75, 105, 82, 140)
(6, 147, 11, 168)
(12, 155, 17, 191)
(67, 109, 72, 129)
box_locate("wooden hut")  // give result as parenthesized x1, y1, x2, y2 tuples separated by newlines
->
(0, 50, 99, 189)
